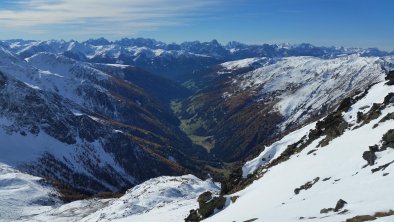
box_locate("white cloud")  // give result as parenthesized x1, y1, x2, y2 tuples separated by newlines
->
(0, 0, 219, 39)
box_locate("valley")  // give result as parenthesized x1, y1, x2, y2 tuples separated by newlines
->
(0, 38, 393, 222)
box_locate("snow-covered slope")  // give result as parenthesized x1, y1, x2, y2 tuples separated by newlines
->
(0, 163, 60, 221)
(82, 175, 219, 222)
(242, 122, 317, 178)
(23, 52, 110, 107)
(17, 175, 219, 222)
(218, 57, 274, 75)
(223, 55, 389, 128)
(205, 80, 394, 222)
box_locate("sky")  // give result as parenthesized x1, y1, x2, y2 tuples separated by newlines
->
(0, 0, 393, 51)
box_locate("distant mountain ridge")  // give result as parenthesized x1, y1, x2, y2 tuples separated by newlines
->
(3, 37, 393, 57)
(1, 38, 393, 80)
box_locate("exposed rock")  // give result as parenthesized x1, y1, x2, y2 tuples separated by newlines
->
(320, 208, 334, 214)
(294, 177, 320, 195)
(383, 92, 394, 104)
(362, 150, 377, 166)
(198, 195, 226, 219)
(385, 70, 394, 85)
(220, 166, 243, 195)
(307, 149, 317, 155)
(382, 129, 394, 148)
(346, 210, 394, 222)
(198, 191, 213, 204)
(359, 105, 370, 110)
(320, 199, 347, 214)
(185, 191, 227, 221)
(185, 209, 200, 222)
(346, 215, 376, 222)
(334, 199, 347, 212)
(339, 209, 349, 214)
(375, 210, 394, 217)
(357, 111, 364, 123)
(230, 195, 239, 203)
(337, 97, 352, 112)
(369, 145, 380, 152)
(358, 103, 384, 126)
(374, 112, 394, 128)
(317, 112, 349, 147)
(243, 219, 258, 222)
(371, 160, 394, 173)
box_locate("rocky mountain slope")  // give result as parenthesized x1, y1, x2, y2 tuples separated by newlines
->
(0, 46, 212, 197)
(177, 55, 393, 161)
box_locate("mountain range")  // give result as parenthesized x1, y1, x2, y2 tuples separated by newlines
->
(3, 38, 394, 80)
(0, 38, 393, 222)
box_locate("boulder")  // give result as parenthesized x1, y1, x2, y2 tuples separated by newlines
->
(385, 70, 394, 85)
(362, 150, 377, 166)
(185, 192, 227, 221)
(382, 129, 394, 148)
(334, 199, 347, 212)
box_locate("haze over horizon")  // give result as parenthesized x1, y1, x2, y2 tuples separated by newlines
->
(0, 0, 393, 51)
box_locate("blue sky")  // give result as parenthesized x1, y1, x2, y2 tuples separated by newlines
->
(0, 0, 393, 50)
